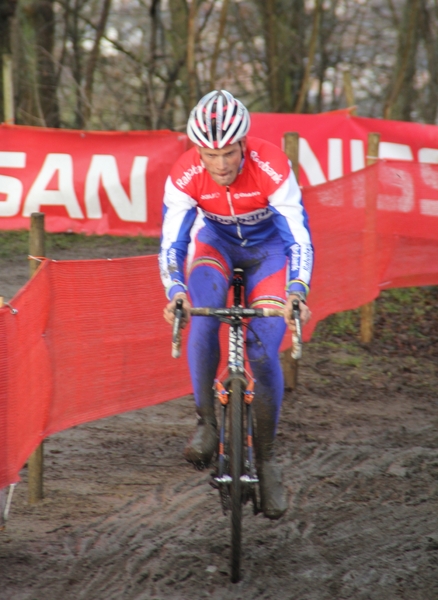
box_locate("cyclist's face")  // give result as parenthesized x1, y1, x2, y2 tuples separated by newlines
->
(198, 140, 246, 187)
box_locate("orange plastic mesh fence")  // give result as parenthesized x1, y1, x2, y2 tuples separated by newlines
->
(1, 160, 438, 488)
(306, 160, 438, 334)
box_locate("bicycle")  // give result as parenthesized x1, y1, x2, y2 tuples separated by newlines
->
(171, 268, 302, 583)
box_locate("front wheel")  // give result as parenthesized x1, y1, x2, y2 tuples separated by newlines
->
(230, 377, 244, 583)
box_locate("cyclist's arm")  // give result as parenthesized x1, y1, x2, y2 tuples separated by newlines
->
(159, 176, 198, 301)
(267, 169, 313, 300)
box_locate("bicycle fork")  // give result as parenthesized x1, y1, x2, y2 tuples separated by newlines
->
(215, 380, 231, 486)
(213, 383, 259, 492)
(241, 381, 258, 485)
(213, 320, 259, 490)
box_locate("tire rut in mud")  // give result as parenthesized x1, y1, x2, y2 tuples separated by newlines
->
(2, 343, 438, 600)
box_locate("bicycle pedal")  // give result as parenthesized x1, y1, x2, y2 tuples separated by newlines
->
(240, 474, 259, 484)
(214, 474, 232, 485)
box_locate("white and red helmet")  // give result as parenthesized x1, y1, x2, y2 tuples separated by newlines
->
(187, 90, 250, 149)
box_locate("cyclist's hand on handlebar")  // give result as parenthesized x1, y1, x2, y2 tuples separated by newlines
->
(284, 293, 312, 331)
(163, 292, 191, 329)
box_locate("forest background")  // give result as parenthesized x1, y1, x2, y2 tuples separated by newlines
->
(1, 0, 438, 131)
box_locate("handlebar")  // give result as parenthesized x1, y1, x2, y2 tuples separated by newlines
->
(189, 307, 284, 317)
(171, 301, 303, 360)
(171, 298, 184, 358)
(291, 299, 302, 360)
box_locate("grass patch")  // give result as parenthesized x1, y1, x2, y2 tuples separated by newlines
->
(311, 286, 438, 357)
(377, 287, 426, 314)
(312, 309, 360, 340)
(0, 231, 29, 258)
(0, 230, 160, 259)
(332, 355, 363, 368)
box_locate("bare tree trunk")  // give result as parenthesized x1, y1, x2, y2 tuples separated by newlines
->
(168, 0, 190, 117)
(383, 0, 420, 120)
(71, 0, 84, 129)
(82, 0, 112, 127)
(15, 0, 48, 125)
(286, 0, 306, 112)
(419, 0, 438, 124)
(294, 0, 322, 113)
(209, 0, 229, 90)
(145, 0, 161, 128)
(187, 0, 197, 109)
(0, 0, 18, 121)
(32, 0, 60, 127)
(265, 0, 279, 111)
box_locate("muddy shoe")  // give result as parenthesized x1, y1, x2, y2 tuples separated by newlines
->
(258, 458, 288, 520)
(183, 419, 218, 469)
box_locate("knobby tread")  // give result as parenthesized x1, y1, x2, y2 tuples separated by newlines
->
(230, 376, 244, 583)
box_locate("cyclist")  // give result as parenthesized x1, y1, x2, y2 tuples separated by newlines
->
(160, 90, 313, 519)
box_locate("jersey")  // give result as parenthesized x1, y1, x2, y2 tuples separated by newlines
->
(159, 136, 313, 300)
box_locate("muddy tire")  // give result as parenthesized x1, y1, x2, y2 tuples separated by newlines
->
(230, 377, 244, 583)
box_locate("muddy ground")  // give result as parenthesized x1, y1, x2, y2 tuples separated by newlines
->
(1, 234, 438, 600)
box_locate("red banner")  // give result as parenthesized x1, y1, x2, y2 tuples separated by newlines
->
(250, 109, 438, 187)
(0, 124, 188, 236)
(1, 114, 438, 236)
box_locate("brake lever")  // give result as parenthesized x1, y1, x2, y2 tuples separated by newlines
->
(291, 299, 302, 360)
(172, 298, 184, 358)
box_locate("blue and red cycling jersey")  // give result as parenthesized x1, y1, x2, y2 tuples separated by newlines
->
(159, 136, 313, 300)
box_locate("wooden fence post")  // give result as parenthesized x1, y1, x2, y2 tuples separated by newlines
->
(2, 54, 14, 124)
(282, 132, 300, 390)
(27, 212, 45, 504)
(360, 133, 380, 344)
(284, 132, 300, 180)
(343, 70, 356, 115)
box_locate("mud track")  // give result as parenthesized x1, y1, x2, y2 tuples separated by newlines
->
(1, 239, 437, 599)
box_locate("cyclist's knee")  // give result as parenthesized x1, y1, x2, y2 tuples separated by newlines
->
(246, 317, 285, 359)
(188, 264, 229, 307)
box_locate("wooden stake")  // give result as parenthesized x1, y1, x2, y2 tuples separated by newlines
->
(2, 54, 14, 124)
(29, 212, 45, 278)
(282, 133, 300, 389)
(366, 133, 380, 168)
(360, 133, 380, 344)
(28, 445, 44, 504)
(284, 132, 300, 180)
(343, 70, 357, 115)
(28, 212, 45, 503)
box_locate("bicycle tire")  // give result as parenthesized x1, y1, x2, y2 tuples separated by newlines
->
(230, 376, 244, 583)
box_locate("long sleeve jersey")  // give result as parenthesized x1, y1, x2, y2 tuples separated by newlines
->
(159, 136, 313, 300)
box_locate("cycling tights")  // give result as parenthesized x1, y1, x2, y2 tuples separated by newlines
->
(187, 225, 287, 433)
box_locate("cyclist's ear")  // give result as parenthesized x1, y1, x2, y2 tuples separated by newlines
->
(239, 138, 247, 156)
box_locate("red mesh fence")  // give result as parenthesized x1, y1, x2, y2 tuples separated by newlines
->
(1, 160, 438, 489)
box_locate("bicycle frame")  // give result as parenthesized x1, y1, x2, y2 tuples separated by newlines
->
(213, 269, 258, 492)
(171, 269, 303, 582)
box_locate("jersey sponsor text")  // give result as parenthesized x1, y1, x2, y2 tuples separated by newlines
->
(176, 165, 203, 189)
(250, 150, 283, 184)
(233, 191, 261, 199)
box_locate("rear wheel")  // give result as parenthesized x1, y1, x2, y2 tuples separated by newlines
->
(230, 377, 244, 583)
